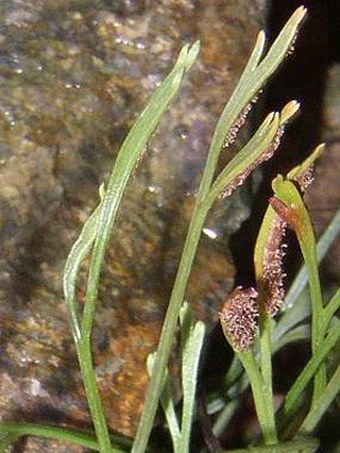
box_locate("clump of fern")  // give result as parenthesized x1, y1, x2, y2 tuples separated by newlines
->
(1, 6, 339, 453)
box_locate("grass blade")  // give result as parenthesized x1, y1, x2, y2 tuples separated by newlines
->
(281, 213, 340, 313)
(148, 355, 181, 446)
(179, 304, 205, 451)
(323, 289, 340, 328)
(63, 186, 104, 344)
(280, 321, 340, 423)
(298, 363, 340, 435)
(0, 422, 129, 452)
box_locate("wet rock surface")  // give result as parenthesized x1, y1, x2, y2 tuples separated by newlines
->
(0, 0, 265, 448)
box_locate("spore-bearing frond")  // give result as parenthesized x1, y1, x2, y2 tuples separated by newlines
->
(260, 215, 287, 316)
(221, 125, 284, 198)
(220, 286, 259, 351)
(295, 164, 315, 192)
(224, 100, 256, 148)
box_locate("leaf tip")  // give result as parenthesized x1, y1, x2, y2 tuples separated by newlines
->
(315, 142, 325, 154)
(295, 5, 308, 20)
(281, 100, 300, 124)
(186, 40, 200, 69)
(258, 30, 266, 42)
(256, 30, 266, 55)
(289, 6, 308, 30)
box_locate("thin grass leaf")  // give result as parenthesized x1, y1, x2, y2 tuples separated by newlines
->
(273, 323, 310, 352)
(179, 303, 205, 451)
(298, 363, 340, 435)
(147, 304, 205, 452)
(63, 186, 104, 344)
(323, 288, 340, 330)
(280, 321, 340, 423)
(223, 355, 244, 389)
(282, 208, 340, 312)
(212, 399, 239, 437)
(161, 381, 181, 447)
(147, 353, 180, 445)
(0, 422, 128, 452)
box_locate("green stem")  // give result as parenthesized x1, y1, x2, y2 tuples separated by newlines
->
(259, 313, 277, 440)
(63, 199, 111, 452)
(303, 237, 326, 402)
(238, 351, 277, 445)
(132, 200, 210, 453)
(76, 338, 112, 453)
